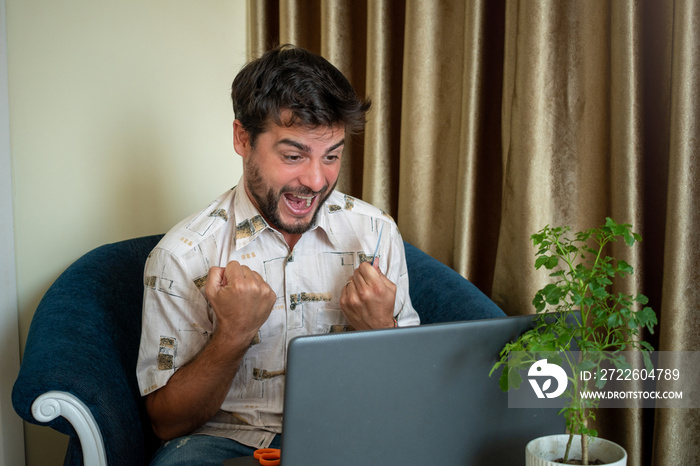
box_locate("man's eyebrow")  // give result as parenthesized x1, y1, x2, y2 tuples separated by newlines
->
(276, 138, 310, 152)
(276, 138, 345, 154)
(328, 139, 345, 152)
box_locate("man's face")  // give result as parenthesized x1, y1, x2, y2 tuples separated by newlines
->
(235, 119, 345, 238)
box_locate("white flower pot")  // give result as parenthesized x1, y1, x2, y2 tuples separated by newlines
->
(526, 434, 627, 466)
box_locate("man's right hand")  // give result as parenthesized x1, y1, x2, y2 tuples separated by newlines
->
(146, 261, 276, 441)
(205, 261, 277, 341)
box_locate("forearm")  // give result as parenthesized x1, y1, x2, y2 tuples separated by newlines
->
(145, 330, 251, 440)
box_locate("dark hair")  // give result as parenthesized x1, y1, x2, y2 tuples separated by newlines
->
(231, 44, 371, 145)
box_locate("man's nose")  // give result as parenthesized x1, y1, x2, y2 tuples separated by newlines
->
(299, 161, 326, 193)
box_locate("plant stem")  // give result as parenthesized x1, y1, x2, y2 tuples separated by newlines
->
(581, 362, 590, 465)
(564, 433, 574, 463)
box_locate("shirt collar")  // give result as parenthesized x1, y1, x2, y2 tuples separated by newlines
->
(232, 180, 270, 249)
(232, 178, 341, 250)
(314, 200, 340, 249)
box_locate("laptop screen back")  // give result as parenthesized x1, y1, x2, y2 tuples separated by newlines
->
(280, 315, 563, 465)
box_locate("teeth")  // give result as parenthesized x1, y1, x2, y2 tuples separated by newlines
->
(296, 195, 313, 207)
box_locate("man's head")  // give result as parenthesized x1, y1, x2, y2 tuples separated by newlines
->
(231, 45, 370, 245)
(231, 44, 371, 147)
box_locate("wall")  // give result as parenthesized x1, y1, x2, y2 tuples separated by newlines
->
(1, 0, 25, 463)
(6, 1, 247, 464)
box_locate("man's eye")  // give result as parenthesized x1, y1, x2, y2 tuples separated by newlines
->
(324, 154, 340, 163)
(284, 155, 302, 162)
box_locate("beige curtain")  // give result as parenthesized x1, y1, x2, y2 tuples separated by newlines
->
(248, 1, 699, 464)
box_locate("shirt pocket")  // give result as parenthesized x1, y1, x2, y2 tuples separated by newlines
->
(312, 305, 351, 333)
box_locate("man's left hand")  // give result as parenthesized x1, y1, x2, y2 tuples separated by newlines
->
(339, 261, 397, 330)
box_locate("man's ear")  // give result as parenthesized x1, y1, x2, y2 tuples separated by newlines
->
(233, 120, 252, 157)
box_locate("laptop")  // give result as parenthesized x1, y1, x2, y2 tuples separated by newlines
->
(226, 314, 563, 465)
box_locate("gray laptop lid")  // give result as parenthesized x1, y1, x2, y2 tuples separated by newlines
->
(279, 314, 563, 466)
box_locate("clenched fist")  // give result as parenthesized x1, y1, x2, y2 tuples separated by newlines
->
(205, 261, 276, 341)
(339, 261, 397, 330)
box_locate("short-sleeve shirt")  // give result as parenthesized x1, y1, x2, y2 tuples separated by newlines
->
(136, 181, 420, 448)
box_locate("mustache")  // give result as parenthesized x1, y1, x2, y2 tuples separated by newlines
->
(282, 185, 329, 197)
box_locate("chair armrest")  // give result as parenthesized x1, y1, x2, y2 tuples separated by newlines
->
(404, 242, 505, 323)
(32, 391, 106, 465)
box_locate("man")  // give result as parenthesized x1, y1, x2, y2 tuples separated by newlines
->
(136, 44, 420, 465)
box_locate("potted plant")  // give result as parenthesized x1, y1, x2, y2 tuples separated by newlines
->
(490, 218, 658, 465)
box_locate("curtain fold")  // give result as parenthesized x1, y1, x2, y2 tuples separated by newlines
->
(398, 0, 468, 266)
(652, 1, 700, 464)
(247, 1, 699, 464)
(452, 0, 505, 294)
(363, 0, 405, 218)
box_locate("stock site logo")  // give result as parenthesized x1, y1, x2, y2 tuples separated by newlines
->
(528, 359, 568, 399)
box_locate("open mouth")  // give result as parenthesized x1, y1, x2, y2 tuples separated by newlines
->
(283, 193, 317, 215)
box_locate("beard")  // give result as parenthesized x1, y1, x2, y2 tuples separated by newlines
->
(245, 161, 337, 235)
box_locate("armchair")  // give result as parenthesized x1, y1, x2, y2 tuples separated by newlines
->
(13, 235, 504, 465)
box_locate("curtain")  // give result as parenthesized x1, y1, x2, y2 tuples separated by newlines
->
(247, 1, 699, 464)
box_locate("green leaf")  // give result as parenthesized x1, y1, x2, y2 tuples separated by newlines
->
(576, 359, 597, 372)
(638, 307, 658, 333)
(549, 270, 566, 279)
(639, 341, 654, 352)
(581, 426, 599, 438)
(642, 351, 654, 372)
(533, 293, 546, 313)
(531, 231, 547, 245)
(594, 374, 607, 389)
(535, 255, 550, 269)
(546, 255, 559, 269)
(597, 276, 613, 287)
(589, 282, 608, 299)
(607, 218, 630, 237)
(611, 356, 631, 371)
(607, 313, 622, 328)
(617, 260, 634, 275)
(508, 368, 523, 390)
(543, 283, 563, 305)
(498, 368, 509, 392)
(635, 294, 649, 305)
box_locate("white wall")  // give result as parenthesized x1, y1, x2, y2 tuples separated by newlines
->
(1, 0, 25, 464)
(6, 1, 247, 464)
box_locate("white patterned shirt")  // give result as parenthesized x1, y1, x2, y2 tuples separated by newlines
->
(136, 181, 420, 448)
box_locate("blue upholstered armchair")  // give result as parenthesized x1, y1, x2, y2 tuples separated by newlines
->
(12, 235, 505, 465)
